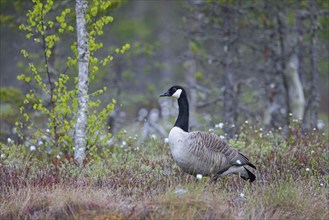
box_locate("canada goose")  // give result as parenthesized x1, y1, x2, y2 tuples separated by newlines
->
(160, 85, 256, 182)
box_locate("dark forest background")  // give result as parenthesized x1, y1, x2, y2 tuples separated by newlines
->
(1, 0, 328, 141)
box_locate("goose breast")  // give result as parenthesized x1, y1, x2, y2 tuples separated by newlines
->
(168, 127, 227, 175)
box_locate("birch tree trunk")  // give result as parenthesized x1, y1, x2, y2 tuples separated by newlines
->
(74, 0, 89, 165)
(285, 54, 305, 120)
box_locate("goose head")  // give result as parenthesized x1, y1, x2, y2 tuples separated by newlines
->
(160, 85, 186, 99)
(160, 85, 189, 132)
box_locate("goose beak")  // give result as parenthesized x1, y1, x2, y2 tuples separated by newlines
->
(160, 90, 170, 97)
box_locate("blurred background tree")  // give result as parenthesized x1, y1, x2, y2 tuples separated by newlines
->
(1, 0, 328, 146)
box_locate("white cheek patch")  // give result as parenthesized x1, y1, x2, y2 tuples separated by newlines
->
(172, 89, 182, 99)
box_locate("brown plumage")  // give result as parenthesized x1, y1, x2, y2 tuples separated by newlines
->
(169, 127, 256, 182)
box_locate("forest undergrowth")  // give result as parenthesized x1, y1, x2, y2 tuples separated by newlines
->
(0, 123, 328, 219)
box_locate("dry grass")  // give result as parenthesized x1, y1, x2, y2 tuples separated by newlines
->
(243, 180, 329, 220)
(1, 128, 328, 219)
(1, 177, 327, 219)
(1, 186, 126, 219)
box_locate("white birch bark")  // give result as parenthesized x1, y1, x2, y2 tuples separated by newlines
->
(285, 54, 305, 120)
(74, 0, 89, 165)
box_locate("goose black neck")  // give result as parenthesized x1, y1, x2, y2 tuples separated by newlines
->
(175, 95, 189, 132)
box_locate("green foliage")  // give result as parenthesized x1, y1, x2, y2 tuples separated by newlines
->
(0, 1, 32, 28)
(112, 19, 151, 41)
(0, 87, 25, 139)
(319, 16, 329, 40)
(0, 87, 24, 105)
(15, 0, 130, 158)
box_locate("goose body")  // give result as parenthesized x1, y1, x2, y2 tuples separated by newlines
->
(161, 85, 256, 182)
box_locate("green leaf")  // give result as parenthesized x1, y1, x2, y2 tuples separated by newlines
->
(48, 21, 54, 28)
(17, 74, 25, 81)
(60, 22, 67, 28)
(26, 33, 33, 39)
(25, 77, 31, 83)
(91, 7, 98, 16)
(46, 50, 51, 57)
(20, 49, 29, 58)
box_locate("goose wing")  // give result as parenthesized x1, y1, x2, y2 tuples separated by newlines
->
(187, 131, 256, 169)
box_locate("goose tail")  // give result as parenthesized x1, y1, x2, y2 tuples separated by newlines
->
(240, 167, 256, 182)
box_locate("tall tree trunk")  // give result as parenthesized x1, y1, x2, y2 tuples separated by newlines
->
(222, 60, 238, 138)
(221, 11, 238, 138)
(276, 10, 291, 127)
(285, 53, 305, 120)
(308, 0, 320, 129)
(184, 51, 197, 129)
(296, 9, 306, 85)
(74, 0, 89, 165)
